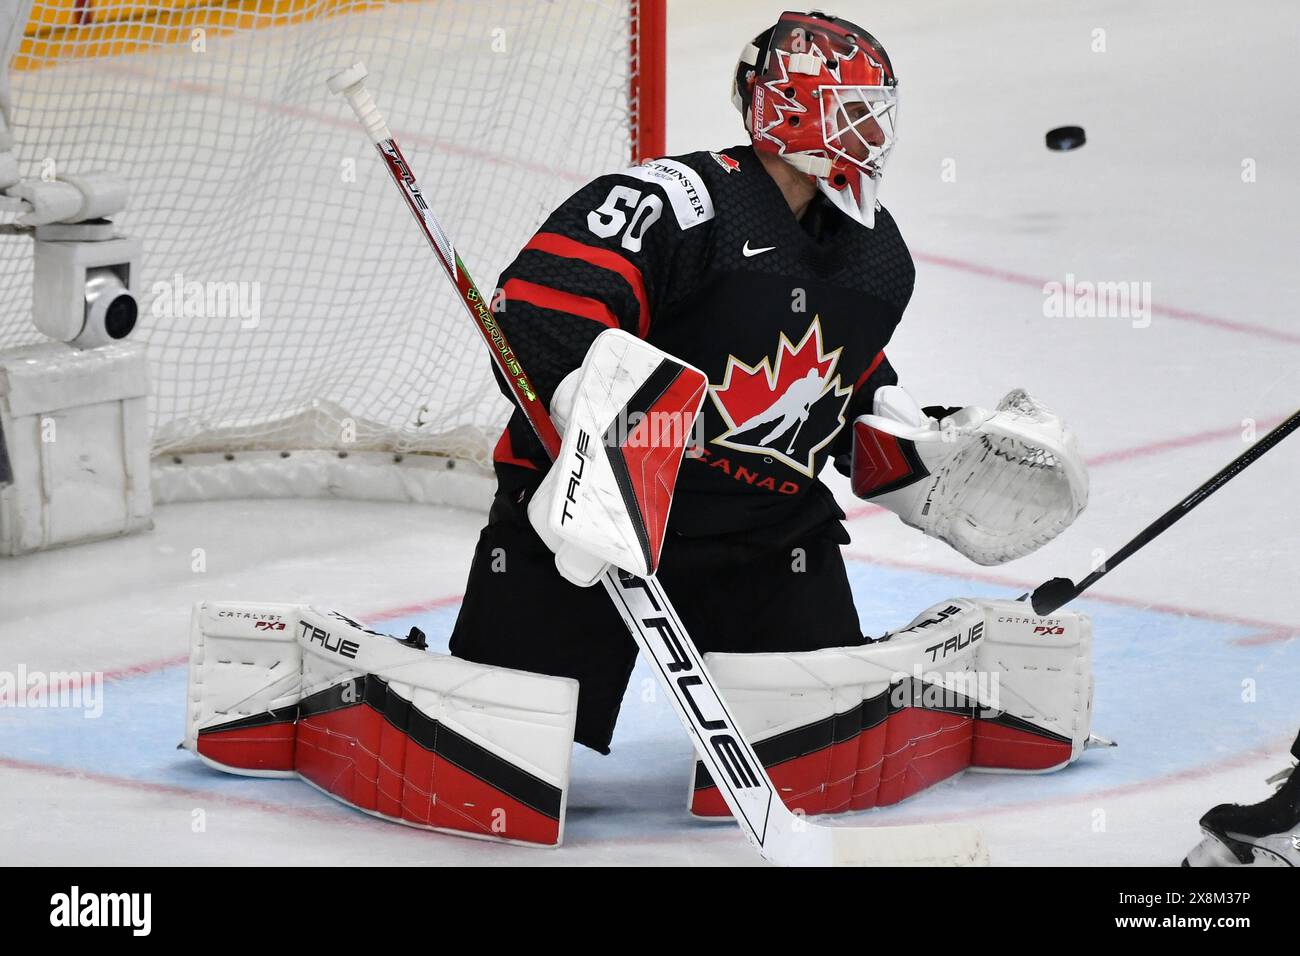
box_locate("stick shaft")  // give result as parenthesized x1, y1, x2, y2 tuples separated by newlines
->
(1041, 409, 1300, 611)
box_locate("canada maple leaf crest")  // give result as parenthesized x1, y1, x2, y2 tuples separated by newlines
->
(708, 317, 852, 477)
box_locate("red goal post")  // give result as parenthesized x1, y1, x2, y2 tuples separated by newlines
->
(632, 0, 667, 163)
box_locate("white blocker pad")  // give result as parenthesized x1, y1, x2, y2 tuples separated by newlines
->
(185, 602, 579, 847)
(850, 386, 1088, 565)
(529, 328, 707, 586)
(689, 598, 1094, 818)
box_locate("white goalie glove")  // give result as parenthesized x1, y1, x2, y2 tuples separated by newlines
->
(850, 385, 1088, 565)
(527, 329, 707, 587)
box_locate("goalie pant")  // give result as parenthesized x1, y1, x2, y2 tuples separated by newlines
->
(450, 490, 863, 753)
(451, 492, 1096, 778)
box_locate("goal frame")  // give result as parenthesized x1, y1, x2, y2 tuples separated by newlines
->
(3, 1, 668, 510)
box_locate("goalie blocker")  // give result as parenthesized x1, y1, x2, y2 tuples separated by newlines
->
(526, 328, 708, 586)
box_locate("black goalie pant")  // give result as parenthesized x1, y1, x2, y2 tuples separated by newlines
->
(449, 494, 866, 753)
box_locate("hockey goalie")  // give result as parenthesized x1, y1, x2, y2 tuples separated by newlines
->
(185, 10, 1096, 851)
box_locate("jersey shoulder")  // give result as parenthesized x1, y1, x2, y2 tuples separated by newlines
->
(604, 149, 731, 234)
(870, 201, 906, 244)
(571, 144, 771, 240)
(848, 200, 915, 312)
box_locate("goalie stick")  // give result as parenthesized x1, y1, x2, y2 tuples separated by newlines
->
(327, 62, 986, 866)
(1029, 409, 1300, 615)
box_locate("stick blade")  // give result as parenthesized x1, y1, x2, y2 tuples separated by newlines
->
(1031, 576, 1077, 615)
(828, 822, 988, 867)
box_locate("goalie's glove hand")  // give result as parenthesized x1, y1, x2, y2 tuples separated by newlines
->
(527, 329, 707, 587)
(850, 385, 1088, 565)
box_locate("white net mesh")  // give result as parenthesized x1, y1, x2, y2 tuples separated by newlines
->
(1, 0, 646, 469)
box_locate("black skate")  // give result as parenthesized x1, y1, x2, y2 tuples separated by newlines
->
(1182, 735, 1300, 867)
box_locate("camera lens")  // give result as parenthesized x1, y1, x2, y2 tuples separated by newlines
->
(104, 293, 138, 339)
(77, 267, 138, 348)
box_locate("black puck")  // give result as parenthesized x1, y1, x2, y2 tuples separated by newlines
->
(1030, 577, 1077, 615)
(1046, 125, 1086, 151)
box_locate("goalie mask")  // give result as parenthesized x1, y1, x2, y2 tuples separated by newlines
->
(732, 10, 898, 228)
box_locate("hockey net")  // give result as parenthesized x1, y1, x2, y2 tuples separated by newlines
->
(0, 0, 663, 487)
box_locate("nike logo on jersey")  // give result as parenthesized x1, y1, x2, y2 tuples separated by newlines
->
(742, 241, 776, 258)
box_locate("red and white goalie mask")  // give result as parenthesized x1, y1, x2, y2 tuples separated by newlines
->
(732, 11, 898, 228)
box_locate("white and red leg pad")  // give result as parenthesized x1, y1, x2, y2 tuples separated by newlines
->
(689, 598, 1094, 817)
(185, 602, 579, 846)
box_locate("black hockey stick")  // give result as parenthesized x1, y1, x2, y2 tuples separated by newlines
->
(1029, 409, 1300, 615)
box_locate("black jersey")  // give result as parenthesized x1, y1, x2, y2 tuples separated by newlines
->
(490, 144, 912, 540)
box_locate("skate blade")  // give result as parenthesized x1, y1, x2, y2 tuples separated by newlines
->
(1183, 828, 1299, 867)
(1182, 832, 1243, 867)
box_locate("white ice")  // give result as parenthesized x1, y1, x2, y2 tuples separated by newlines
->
(2, 0, 1298, 866)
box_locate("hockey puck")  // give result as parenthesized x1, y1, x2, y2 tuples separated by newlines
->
(1046, 126, 1086, 151)
(1030, 577, 1077, 615)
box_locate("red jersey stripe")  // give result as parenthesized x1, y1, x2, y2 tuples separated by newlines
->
(853, 350, 887, 392)
(502, 277, 620, 331)
(523, 232, 651, 337)
(493, 428, 540, 470)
